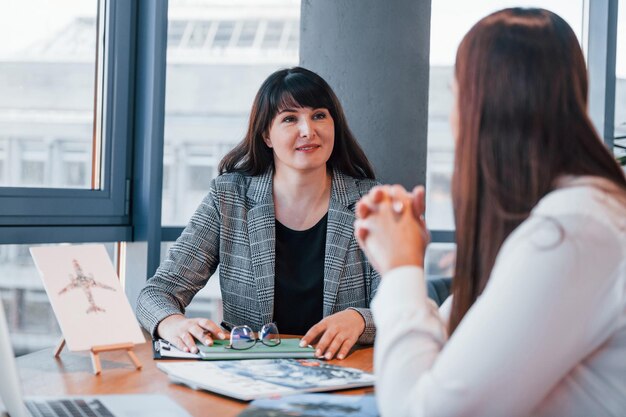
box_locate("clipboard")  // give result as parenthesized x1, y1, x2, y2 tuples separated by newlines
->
(153, 338, 316, 360)
(153, 339, 202, 360)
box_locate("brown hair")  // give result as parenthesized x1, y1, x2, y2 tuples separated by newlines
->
(449, 8, 626, 334)
(218, 67, 375, 179)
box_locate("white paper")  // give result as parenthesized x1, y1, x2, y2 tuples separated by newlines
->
(30, 244, 145, 351)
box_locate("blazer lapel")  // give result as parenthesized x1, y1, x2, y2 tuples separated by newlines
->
(323, 171, 361, 316)
(246, 170, 276, 326)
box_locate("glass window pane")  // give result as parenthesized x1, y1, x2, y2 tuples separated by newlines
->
(235, 21, 258, 47)
(163, 0, 301, 226)
(168, 20, 187, 48)
(427, 1, 584, 230)
(187, 21, 212, 48)
(1, 243, 117, 356)
(0, 0, 100, 189)
(425, 243, 457, 278)
(262, 20, 285, 49)
(213, 20, 236, 48)
(286, 21, 300, 50)
(615, 2, 626, 164)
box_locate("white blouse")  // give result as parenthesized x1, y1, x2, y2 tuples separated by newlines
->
(371, 178, 626, 417)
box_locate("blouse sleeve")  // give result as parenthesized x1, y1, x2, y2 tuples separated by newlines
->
(371, 214, 622, 417)
(136, 178, 222, 337)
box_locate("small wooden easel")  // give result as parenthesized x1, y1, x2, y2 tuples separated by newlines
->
(54, 338, 142, 375)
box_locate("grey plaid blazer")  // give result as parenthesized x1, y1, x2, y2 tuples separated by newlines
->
(136, 169, 381, 344)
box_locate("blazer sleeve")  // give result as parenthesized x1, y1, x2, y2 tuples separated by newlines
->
(135, 179, 222, 337)
(349, 261, 381, 345)
(347, 177, 382, 345)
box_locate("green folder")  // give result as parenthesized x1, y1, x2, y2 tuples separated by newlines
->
(195, 338, 316, 360)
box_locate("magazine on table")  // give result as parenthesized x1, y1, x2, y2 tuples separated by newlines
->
(153, 338, 316, 360)
(237, 393, 379, 417)
(157, 359, 375, 401)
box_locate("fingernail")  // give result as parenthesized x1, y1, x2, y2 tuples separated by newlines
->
(205, 339, 212, 346)
(218, 332, 226, 340)
(299, 340, 306, 347)
(183, 347, 189, 352)
(315, 349, 322, 357)
(337, 354, 344, 360)
(325, 352, 332, 360)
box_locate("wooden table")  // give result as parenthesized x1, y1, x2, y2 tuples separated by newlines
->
(16, 339, 374, 417)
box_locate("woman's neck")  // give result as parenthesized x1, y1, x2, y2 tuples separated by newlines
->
(273, 165, 332, 231)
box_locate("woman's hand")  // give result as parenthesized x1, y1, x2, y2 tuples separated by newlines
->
(300, 309, 366, 360)
(355, 185, 427, 237)
(354, 185, 430, 275)
(157, 314, 227, 353)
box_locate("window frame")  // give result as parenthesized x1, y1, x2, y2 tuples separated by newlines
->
(426, 0, 619, 243)
(0, 0, 134, 240)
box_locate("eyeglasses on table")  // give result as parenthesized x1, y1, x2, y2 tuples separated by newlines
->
(226, 322, 281, 350)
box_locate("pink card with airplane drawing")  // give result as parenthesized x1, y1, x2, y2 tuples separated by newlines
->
(30, 244, 145, 351)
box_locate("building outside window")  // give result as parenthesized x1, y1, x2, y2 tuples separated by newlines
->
(162, 0, 301, 227)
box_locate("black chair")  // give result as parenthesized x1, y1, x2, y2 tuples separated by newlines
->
(426, 277, 452, 306)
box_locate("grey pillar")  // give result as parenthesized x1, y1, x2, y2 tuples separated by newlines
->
(300, 0, 431, 188)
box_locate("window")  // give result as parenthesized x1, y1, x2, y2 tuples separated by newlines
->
(163, 0, 301, 227)
(0, 138, 6, 185)
(214, 21, 236, 48)
(236, 21, 259, 47)
(427, 1, 585, 232)
(60, 140, 90, 188)
(187, 21, 212, 48)
(0, 1, 98, 190)
(426, 1, 585, 275)
(615, 1, 626, 163)
(18, 139, 47, 186)
(0, 0, 135, 355)
(425, 243, 457, 278)
(0, 0, 133, 232)
(262, 21, 285, 49)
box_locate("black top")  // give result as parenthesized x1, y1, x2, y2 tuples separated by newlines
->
(273, 213, 327, 336)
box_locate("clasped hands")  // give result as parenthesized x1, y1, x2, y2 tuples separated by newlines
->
(157, 308, 366, 360)
(354, 184, 430, 275)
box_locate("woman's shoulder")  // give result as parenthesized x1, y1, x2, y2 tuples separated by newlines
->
(355, 178, 380, 197)
(211, 170, 274, 205)
(336, 172, 380, 197)
(533, 176, 626, 227)
(211, 172, 254, 194)
(518, 176, 626, 249)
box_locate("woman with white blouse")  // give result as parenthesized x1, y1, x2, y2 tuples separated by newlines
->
(355, 8, 626, 417)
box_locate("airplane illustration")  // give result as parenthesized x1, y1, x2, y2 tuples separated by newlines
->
(58, 259, 116, 314)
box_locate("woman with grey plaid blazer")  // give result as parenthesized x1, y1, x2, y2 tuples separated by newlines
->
(136, 67, 380, 360)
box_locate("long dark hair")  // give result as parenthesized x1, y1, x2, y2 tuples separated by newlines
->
(449, 8, 626, 334)
(219, 67, 375, 179)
